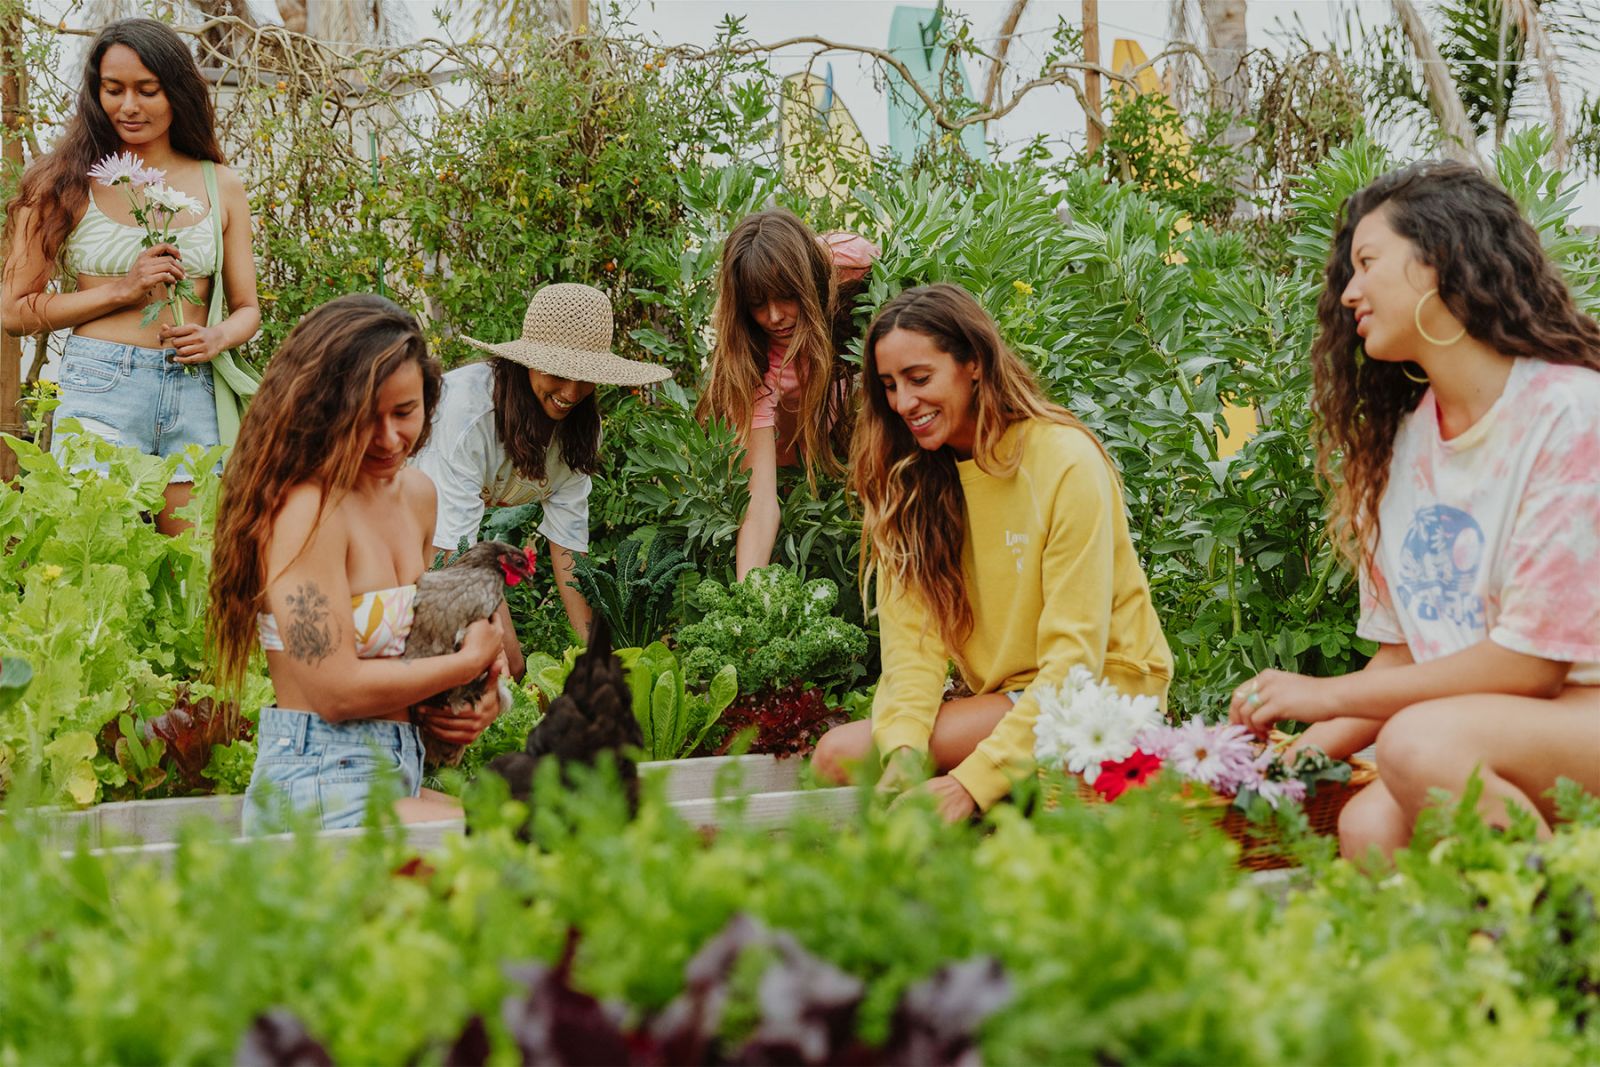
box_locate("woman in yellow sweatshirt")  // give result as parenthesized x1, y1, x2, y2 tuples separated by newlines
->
(813, 284, 1172, 821)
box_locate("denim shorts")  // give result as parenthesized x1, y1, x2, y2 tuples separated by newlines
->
(52, 334, 219, 481)
(242, 707, 424, 834)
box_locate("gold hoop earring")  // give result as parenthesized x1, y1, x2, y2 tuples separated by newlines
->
(1414, 288, 1466, 346)
(1402, 362, 1429, 385)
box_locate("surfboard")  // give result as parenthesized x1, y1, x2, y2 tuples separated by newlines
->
(780, 63, 873, 202)
(885, 3, 989, 162)
(1113, 40, 1258, 456)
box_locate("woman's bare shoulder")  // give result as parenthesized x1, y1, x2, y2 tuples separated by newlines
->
(400, 466, 438, 519)
(267, 482, 349, 567)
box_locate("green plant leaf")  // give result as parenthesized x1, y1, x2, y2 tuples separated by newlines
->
(650, 671, 678, 762)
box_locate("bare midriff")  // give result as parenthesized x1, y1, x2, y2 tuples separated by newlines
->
(70, 271, 213, 349)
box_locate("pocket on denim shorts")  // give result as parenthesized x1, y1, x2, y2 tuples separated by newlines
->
(316, 745, 398, 830)
(199, 365, 215, 397)
(242, 753, 320, 835)
(60, 351, 126, 395)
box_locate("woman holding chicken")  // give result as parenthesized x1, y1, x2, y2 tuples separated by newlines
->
(1, 18, 261, 534)
(210, 295, 515, 833)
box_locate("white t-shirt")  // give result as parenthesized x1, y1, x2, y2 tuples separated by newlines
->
(413, 362, 592, 554)
(1358, 357, 1600, 685)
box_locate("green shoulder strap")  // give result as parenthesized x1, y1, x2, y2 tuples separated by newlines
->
(200, 161, 261, 448)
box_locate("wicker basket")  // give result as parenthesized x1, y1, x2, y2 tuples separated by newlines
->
(1045, 733, 1378, 872)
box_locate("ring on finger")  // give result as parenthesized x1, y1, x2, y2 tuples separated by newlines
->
(1247, 690, 1262, 706)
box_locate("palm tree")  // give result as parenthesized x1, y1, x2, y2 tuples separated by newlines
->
(1364, 0, 1589, 167)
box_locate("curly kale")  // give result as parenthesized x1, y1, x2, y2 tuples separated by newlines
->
(675, 566, 867, 697)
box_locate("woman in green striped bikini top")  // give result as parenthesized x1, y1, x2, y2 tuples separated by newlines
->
(61, 184, 221, 280)
(1, 17, 262, 533)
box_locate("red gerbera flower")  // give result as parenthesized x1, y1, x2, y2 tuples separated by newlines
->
(1093, 750, 1163, 801)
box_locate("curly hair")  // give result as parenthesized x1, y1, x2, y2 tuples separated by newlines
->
(1312, 160, 1600, 567)
(695, 207, 851, 486)
(489, 358, 601, 480)
(851, 284, 1103, 653)
(2, 19, 222, 292)
(208, 295, 442, 693)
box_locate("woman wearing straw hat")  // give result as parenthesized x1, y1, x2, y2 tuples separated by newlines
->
(414, 283, 671, 649)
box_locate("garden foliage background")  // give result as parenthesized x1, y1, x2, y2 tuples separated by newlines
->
(1, 13, 1599, 805)
(3, 11, 1600, 1064)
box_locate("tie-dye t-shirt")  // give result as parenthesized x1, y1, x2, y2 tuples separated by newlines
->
(1358, 358, 1600, 684)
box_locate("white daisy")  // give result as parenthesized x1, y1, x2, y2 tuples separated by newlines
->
(145, 184, 205, 217)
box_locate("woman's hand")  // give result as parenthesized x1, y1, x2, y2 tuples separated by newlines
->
(459, 618, 503, 674)
(894, 775, 978, 824)
(425, 652, 508, 747)
(1229, 669, 1341, 736)
(118, 244, 184, 306)
(875, 745, 928, 797)
(160, 323, 225, 364)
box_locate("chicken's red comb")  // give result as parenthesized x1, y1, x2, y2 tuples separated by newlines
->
(500, 545, 536, 587)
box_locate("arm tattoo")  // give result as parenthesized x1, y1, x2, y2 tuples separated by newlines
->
(284, 583, 335, 665)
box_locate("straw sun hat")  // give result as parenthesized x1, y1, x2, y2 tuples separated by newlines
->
(461, 283, 670, 387)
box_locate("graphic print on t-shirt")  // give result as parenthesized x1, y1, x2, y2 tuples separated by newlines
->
(1396, 504, 1486, 630)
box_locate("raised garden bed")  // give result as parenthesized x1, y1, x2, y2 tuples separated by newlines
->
(33, 754, 860, 862)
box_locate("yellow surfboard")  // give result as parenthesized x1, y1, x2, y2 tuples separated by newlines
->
(780, 65, 873, 203)
(1111, 39, 1257, 458)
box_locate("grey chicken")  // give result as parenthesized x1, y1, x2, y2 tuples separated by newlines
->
(403, 539, 535, 768)
(485, 616, 642, 829)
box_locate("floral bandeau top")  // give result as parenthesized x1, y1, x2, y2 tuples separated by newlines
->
(257, 584, 416, 659)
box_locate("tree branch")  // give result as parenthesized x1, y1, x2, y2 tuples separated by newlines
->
(982, 0, 1030, 112)
(662, 34, 1212, 143)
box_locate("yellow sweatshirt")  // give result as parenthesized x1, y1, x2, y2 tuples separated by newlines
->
(870, 418, 1173, 810)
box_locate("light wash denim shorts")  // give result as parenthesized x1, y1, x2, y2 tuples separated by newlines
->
(243, 707, 424, 835)
(52, 334, 219, 481)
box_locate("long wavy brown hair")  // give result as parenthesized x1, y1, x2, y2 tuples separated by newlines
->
(490, 358, 601, 479)
(695, 207, 851, 485)
(2, 19, 222, 296)
(1312, 161, 1600, 567)
(851, 284, 1103, 653)
(208, 295, 442, 693)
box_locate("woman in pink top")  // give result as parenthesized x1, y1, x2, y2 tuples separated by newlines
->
(1229, 162, 1600, 860)
(696, 208, 878, 579)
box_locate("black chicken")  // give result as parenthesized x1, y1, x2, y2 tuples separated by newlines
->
(485, 616, 642, 823)
(403, 539, 536, 768)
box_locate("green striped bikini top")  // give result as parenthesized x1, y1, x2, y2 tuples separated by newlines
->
(61, 185, 220, 279)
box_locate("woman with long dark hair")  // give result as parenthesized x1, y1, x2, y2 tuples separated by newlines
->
(695, 209, 877, 579)
(211, 295, 509, 832)
(811, 284, 1172, 821)
(1230, 162, 1600, 858)
(1, 18, 260, 532)
(414, 283, 670, 643)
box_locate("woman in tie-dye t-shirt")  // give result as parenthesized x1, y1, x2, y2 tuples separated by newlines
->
(1227, 161, 1600, 861)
